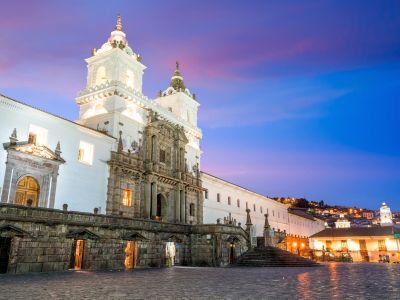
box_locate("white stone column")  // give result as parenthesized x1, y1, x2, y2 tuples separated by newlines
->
(1, 166, 13, 203)
(48, 174, 58, 209)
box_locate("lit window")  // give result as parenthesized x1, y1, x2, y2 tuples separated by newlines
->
(78, 141, 94, 165)
(378, 240, 387, 251)
(28, 133, 37, 144)
(228, 197, 231, 205)
(217, 193, 220, 202)
(122, 189, 133, 207)
(237, 199, 240, 208)
(29, 124, 48, 146)
(326, 240, 332, 251)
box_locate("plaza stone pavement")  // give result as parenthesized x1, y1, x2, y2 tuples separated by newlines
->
(0, 264, 399, 299)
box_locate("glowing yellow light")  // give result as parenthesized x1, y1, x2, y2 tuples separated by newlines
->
(301, 243, 305, 248)
(293, 242, 298, 247)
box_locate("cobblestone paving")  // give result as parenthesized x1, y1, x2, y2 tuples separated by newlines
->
(0, 263, 399, 299)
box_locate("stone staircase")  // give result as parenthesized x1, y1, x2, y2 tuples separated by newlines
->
(236, 246, 319, 267)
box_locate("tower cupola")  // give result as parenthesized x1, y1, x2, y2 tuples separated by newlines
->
(161, 62, 195, 100)
(95, 15, 139, 59)
(170, 62, 186, 91)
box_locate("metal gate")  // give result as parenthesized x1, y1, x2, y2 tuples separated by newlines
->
(0, 237, 11, 273)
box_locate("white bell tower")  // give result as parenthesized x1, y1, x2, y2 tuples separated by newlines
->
(155, 62, 201, 174)
(76, 15, 147, 139)
(155, 62, 199, 127)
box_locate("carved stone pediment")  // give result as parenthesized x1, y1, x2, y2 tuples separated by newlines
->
(0, 224, 30, 238)
(121, 231, 148, 241)
(164, 234, 183, 243)
(66, 228, 100, 240)
(4, 142, 65, 163)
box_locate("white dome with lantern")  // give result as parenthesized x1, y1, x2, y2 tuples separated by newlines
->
(95, 15, 141, 61)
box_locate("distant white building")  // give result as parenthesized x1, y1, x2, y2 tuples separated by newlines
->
(380, 202, 393, 226)
(335, 214, 351, 228)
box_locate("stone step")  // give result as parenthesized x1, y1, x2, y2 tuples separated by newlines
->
(235, 246, 318, 268)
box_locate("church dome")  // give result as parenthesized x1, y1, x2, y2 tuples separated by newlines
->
(161, 62, 196, 100)
(94, 15, 138, 58)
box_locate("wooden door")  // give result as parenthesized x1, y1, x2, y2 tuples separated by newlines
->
(0, 237, 11, 273)
(125, 241, 138, 269)
(15, 176, 39, 207)
(359, 240, 367, 251)
(74, 240, 84, 270)
(229, 243, 236, 264)
(132, 241, 138, 268)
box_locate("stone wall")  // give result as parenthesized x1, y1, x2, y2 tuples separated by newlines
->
(0, 204, 247, 274)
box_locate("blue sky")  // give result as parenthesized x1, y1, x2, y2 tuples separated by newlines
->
(0, 0, 399, 210)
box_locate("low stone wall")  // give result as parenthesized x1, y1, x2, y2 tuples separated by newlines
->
(0, 204, 248, 273)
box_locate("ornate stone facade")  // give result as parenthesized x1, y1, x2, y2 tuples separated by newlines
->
(106, 114, 204, 224)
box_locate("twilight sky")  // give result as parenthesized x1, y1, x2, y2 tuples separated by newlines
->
(1, 0, 399, 210)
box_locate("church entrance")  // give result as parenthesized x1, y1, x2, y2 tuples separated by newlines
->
(70, 240, 85, 270)
(165, 242, 177, 266)
(15, 176, 39, 207)
(156, 194, 162, 220)
(229, 242, 236, 264)
(0, 237, 11, 273)
(124, 241, 138, 269)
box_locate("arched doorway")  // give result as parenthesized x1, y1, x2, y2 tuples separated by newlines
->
(229, 243, 236, 264)
(227, 236, 240, 265)
(156, 194, 165, 221)
(15, 176, 39, 207)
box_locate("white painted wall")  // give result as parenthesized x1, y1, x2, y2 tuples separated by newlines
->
(202, 172, 325, 237)
(0, 95, 114, 213)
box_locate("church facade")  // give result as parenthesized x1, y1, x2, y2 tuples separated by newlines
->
(0, 17, 323, 273)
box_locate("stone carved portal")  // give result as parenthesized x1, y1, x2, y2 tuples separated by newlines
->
(15, 176, 39, 207)
(1, 130, 65, 208)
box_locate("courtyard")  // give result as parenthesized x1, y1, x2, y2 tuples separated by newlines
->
(0, 263, 399, 299)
